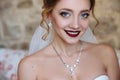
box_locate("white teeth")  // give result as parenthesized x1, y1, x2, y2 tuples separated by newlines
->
(67, 31, 78, 34)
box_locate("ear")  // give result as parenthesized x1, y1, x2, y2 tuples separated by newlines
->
(46, 18, 51, 24)
(47, 13, 53, 21)
(46, 14, 52, 27)
(46, 13, 53, 25)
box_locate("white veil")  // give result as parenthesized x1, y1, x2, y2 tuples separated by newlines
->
(28, 26, 97, 54)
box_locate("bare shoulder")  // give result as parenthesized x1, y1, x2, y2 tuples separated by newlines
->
(95, 43, 119, 65)
(95, 43, 116, 58)
(18, 51, 45, 80)
(18, 55, 37, 71)
(84, 42, 116, 56)
(84, 42, 118, 64)
(92, 43, 120, 79)
(84, 42, 120, 79)
(18, 46, 52, 71)
(18, 54, 38, 79)
(18, 50, 45, 71)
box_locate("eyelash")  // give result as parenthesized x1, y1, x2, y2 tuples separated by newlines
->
(59, 12, 90, 19)
(81, 13, 90, 19)
(60, 12, 71, 18)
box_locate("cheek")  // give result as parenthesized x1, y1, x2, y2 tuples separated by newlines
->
(52, 17, 70, 29)
(80, 19, 89, 29)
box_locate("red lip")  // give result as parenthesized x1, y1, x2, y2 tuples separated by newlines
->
(65, 30, 80, 37)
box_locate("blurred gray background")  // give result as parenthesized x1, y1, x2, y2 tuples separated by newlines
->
(0, 0, 120, 50)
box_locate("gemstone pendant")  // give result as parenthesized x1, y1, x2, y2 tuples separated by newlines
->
(52, 44, 83, 77)
(70, 66, 74, 75)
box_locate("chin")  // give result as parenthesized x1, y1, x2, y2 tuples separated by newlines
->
(65, 39, 80, 45)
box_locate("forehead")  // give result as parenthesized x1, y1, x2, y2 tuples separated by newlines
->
(53, 0, 90, 11)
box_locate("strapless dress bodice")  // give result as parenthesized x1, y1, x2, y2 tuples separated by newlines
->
(94, 75, 109, 80)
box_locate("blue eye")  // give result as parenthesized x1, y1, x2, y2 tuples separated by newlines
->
(60, 12, 71, 17)
(81, 13, 90, 19)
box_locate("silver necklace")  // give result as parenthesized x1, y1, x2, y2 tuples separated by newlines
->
(52, 43, 83, 75)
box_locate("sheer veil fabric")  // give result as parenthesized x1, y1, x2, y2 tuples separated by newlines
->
(29, 26, 97, 54)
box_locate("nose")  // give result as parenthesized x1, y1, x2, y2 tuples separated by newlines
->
(70, 16, 80, 29)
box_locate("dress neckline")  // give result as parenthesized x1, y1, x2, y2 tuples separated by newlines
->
(94, 75, 109, 80)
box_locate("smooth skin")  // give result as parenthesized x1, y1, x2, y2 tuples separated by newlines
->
(18, 0, 120, 80)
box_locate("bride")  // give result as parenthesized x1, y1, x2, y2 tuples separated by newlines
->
(18, 0, 120, 80)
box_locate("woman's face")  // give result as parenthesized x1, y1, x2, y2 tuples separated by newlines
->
(50, 0, 90, 44)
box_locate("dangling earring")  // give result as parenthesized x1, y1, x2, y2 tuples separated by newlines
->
(46, 19, 52, 27)
(48, 21, 52, 27)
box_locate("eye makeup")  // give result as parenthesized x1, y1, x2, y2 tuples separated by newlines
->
(59, 10, 71, 18)
(80, 12, 90, 19)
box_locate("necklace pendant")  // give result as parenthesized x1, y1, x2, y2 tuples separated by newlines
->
(52, 44, 83, 77)
(70, 66, 74, 75)
(70, 67, 74, 72)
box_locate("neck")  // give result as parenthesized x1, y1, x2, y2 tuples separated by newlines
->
(51, 36, 82, 56)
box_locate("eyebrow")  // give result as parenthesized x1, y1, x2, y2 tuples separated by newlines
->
(59, 8, 90, 13)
